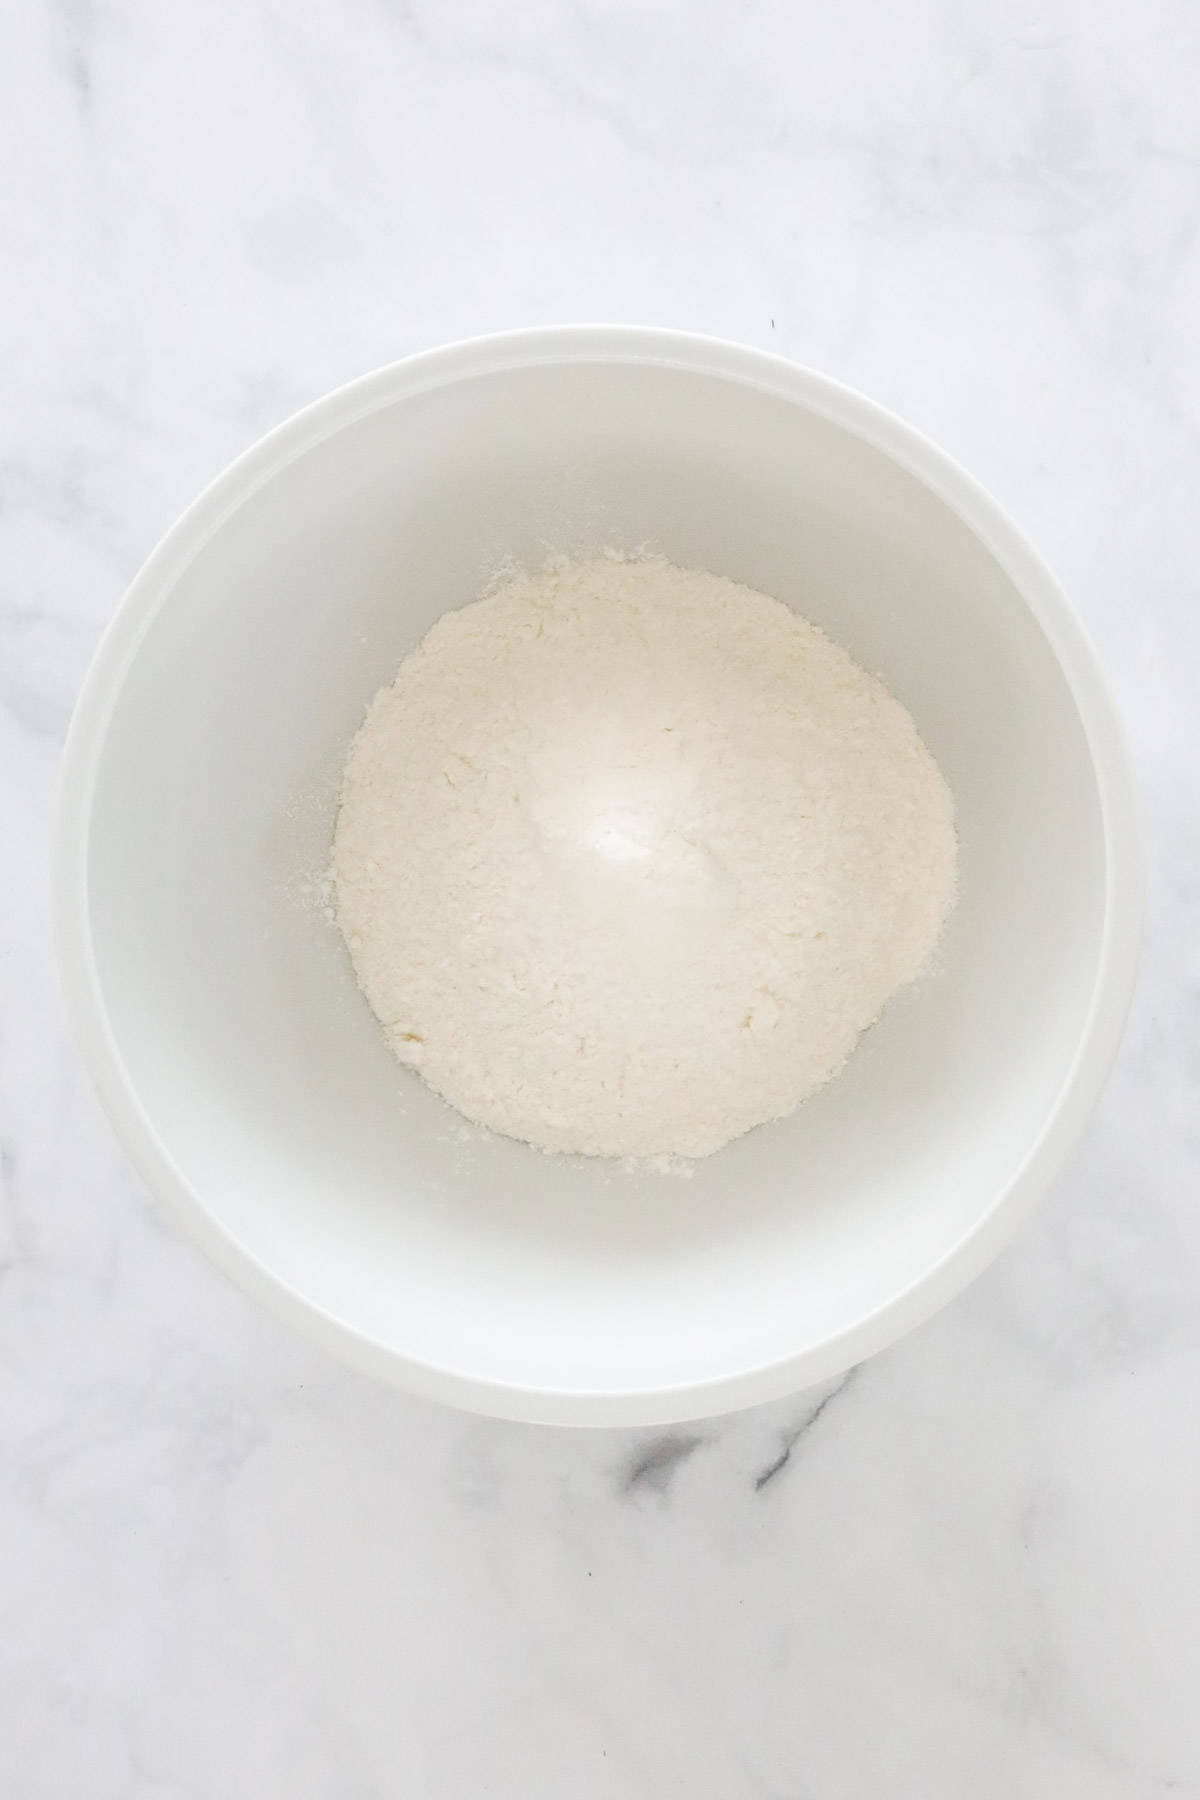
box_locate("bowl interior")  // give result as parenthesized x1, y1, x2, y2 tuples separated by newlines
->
(80, 347, 1108, 1418)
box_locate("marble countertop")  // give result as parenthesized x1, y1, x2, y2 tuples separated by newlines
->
(3, 3, 1197, 1795)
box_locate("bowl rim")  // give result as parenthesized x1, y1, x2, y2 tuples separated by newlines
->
(52, 324, 1144, 1426)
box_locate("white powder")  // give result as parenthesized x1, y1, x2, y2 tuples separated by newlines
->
(331, 556, 957, 1160)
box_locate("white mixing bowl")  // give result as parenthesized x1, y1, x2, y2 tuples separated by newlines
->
(54, 327, 1141, 1425)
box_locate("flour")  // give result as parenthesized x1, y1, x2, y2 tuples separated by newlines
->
(331, 556, 957, 1160)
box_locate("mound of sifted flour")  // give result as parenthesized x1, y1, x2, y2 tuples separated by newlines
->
(331, 556, 957, 1161)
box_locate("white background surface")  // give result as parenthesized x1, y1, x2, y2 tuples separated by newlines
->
(2, 3, 1197, 1796)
